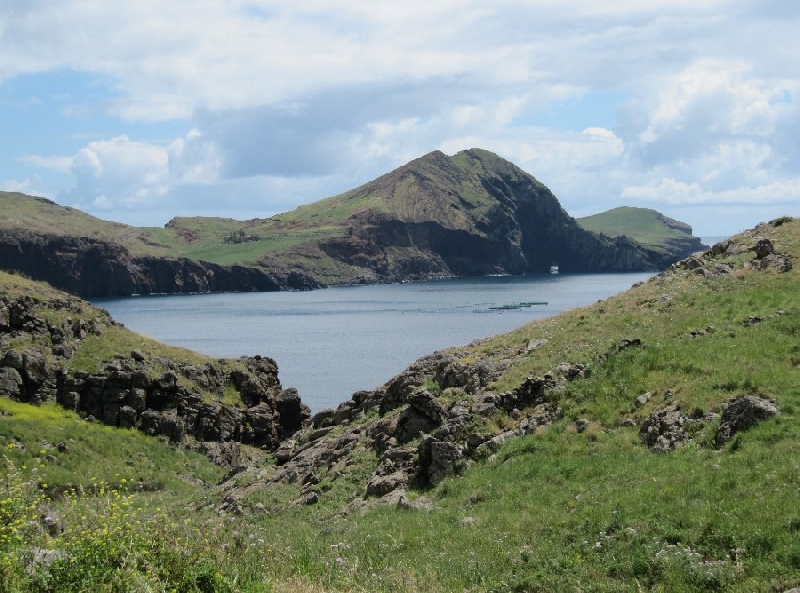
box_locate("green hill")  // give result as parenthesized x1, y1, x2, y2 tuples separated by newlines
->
(579, 206, 707, 262)
(1, 216, 797, 591)
(1, 151, 705, 296)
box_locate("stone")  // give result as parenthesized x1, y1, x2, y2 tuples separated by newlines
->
(366, 470, 409, 497)
(715, 395, 779, 446)
(396, 407, 438, 443)
(407, 389, 445, 424)
(419, 437, 463, 485)
(274, 439, 297, 464)
(0, 367, 23, 397)
(574, 419, 590, 433)
(2, 349, 23, 369)
(751, 237, 774, 259)
(526, 339, 548, 352)
(22, 348, 50, 386)
(333, 400, 357, 424)
(617, 338, 642, 351)
(311, 408, 336, 428)
(118, 405, 137, 429)
(639, 405, 688, 452)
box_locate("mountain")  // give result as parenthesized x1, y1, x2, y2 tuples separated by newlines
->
(1, 216, 796, 590)
(578, 206, 707, 267)
(0, 150, 703, 297)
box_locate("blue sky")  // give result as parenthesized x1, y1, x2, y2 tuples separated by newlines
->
(1, 1, 798, 236)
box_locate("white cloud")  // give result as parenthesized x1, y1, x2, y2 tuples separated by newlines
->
(622, 177, 800, 206)
(2, 1, 799, 235)
(18, 155, 73, 173)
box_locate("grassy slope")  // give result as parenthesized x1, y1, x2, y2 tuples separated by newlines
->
(578, 206, 698, 253)
(200, 218, 796, 592)
(3, 151, 651, 278)
(0, 191, 347, 266)
(1, 211, 797, 590)
(2, 150, 517, 281)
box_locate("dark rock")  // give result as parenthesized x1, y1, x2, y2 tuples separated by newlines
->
(118, 405, 137, 428)
(60, 391, 80, 412)
(276, 388, 311, 437)
(0, 367, 23, 397)
(751, 238, 774, 259)
(518, 403, 563, 434)
(21, 348, 50, 387)
(575, 419, 590, 433)
(310, 408, 336, 428)
(333, 400, 357, 424)
(618, 338, 642, 351)
(639, 405, 688, 452)
(751, 253, 792, 272)
(419, 438, 463, 485)
(2, 349, 23, 369)
(0, 231, 316, 298)
(396, 407, 438, 443)
(407, 389, 446, 424)
(295, 491, 319, 505)
(366, 470, 409, 497)
(715, 396, 779, 446)
(274, 439, 297, 465)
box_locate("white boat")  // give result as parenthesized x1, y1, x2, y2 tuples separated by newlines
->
(549, 264, 559, 274)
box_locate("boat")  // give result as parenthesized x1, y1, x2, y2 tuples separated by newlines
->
(549, 264, 559, 274)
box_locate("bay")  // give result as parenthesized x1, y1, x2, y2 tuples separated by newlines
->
(93, 272, 652, 412)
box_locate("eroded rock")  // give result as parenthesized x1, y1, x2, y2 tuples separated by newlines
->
(715, 396, 779, 446)
(640, 406, 688, 452)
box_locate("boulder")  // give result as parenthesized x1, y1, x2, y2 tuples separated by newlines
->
(751, 238, 774, 259)
(715, 396, 779, 446)
(407, 389, 446, 424)
(396, 407, 438, 443)
(366, 470, 409, 497)
(0, 367, 23, 397)
(419, 436, 463, 485)
(276, 388, 311, 437)
(639, 405, 688, 452)
(21, 348, 50, 387)
(118, 405, 137, 428)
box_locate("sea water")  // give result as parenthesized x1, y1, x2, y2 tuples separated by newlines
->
(93, 272, 652, 412)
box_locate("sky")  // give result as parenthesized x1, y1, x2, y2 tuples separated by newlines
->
(1, 1, 798, 238)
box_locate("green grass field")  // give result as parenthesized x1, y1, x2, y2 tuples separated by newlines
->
(1, 218, 798, 591)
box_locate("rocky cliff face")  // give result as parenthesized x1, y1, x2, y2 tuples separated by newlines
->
(0, 291, 310, 455)
(311, 150, 662, 282)
(0, 150, 702, 297)
(0, 231, 321, 297)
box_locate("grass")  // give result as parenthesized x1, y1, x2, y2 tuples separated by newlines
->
(578, 206, 696, 250)
(0, 218, 798, 591)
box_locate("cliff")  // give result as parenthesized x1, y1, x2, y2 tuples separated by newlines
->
(578, 206, 708, 267)
(0, 150, 706, 297)
(0, 230, 321, 297)
(0, 275, 310, 456)
(278, 149, 664, 282)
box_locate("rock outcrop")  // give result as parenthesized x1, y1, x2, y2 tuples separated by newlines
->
(0, 292, 309, 453)
(308, 150, 666, 282)
(715, 395, 779, 446)
(0, 231, 321, 297)
(1, 150, 706, 297)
